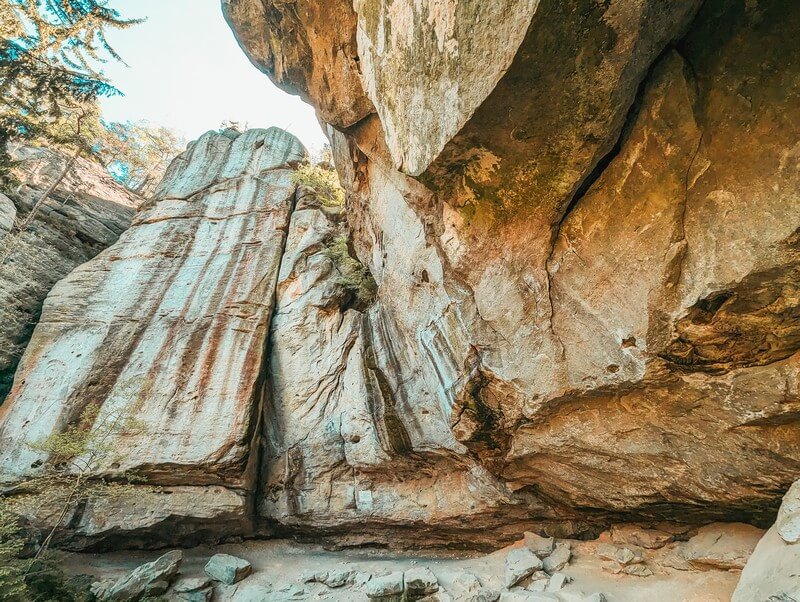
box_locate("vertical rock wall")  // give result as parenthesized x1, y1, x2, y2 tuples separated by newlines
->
(0, 145, 140, 402)
(0, 0, 798, 554)
(227, 0, 800, 545)
(0, 129, 305, 548)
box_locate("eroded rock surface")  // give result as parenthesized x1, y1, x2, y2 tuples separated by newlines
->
(0, 145, 140, 402)
(733, 481, 800, 601)
(0, 0, 798, 556)
(0, 128, 305, 547)
(228, 0, 800, 545)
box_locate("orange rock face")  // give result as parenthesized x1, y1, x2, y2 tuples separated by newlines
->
(231, 0, 800, 545)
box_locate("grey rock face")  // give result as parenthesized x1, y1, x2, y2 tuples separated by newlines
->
(733, 480, 800, 601)
(0, 128, 305, 548)
(542, 544, 571, 574)
(524, 533, 555, 557)
(596, 544, 643, 566)
(777, 480, 800, 544)
(404, 567, 439, 598)
(678, 523, 763, 571)
(224, 0, 800, 547)
(0, 144, 139, 403)
(365, 571, 405, 600)
(467, 589, 501, 602)
(171, 577, 213, 602)
(504, 547, 543, 588)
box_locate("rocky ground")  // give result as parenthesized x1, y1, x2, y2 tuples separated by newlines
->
(63, 522, 760, 601)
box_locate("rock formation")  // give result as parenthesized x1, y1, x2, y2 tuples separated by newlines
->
(0, 128, 305, 547)
(228, 0, 800, 543)
(0, 144, 140, 402)
(733, 483, 800, 600)
(0, 0, 798, 568)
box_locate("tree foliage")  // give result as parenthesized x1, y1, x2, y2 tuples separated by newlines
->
(0, 0, 142, 184)
(99, 120, 184, 196)
(0, 402, 147, 600)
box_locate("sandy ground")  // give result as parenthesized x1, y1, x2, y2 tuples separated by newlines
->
(62, 537, 742, 601)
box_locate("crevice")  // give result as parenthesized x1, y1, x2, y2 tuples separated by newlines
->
(250, 184, 300, 533)
(361, 315, 413, 455)
(543, 38, 704, 351)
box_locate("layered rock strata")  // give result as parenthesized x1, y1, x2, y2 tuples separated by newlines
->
(0, 0, 798, 554)
(228, 0, 800, 542)
(0, 145, 140, 402)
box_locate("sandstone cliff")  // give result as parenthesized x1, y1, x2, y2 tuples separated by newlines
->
(0, 0, 797, 568)
(0, 145, 140, 403)
(0, 128, 306, 547)
(220, 0, 800, 546)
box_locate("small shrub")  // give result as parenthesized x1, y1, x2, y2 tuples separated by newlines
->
(0, 506, 27, 600)
(292, 161, 345, 207)
(0, 504, 91, 601)
(324, 235, 377, 308)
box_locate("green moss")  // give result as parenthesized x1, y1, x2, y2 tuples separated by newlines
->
(292, 162, 345, 207)
(323, 235, 377, 308)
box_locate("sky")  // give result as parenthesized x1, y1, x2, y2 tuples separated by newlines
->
(99, 0, 327, 153)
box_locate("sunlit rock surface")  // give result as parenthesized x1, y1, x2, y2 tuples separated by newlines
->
(0, 0, 798, 555)
(232, 0, 800, 543)
(0, 129, 304, 547)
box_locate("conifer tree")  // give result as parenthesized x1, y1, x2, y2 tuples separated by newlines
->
(0, 0, 142, 184)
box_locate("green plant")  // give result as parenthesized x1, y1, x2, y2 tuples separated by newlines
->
(0, 503, 91, 601)
(292, 161, 345, 207)
(324, 235, 377, 307)
(0, 402, 146, 600)
(10, 403, 146, 561)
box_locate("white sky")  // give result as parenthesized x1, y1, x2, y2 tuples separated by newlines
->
(100, 0, 327, 153)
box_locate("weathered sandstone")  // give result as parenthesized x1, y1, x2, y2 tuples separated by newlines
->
(733, 481, 800, 601)
(0, 0, 798, 559)
(235, 0, 800, 542)
(0, 128, 305, 547)
(0, 145, 139, 402)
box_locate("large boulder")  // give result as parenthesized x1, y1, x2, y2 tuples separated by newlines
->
(102, 549, 182, 601)
(733, 482, 800, 601)
(204, 553, 253, 585)
(0, 144, 139, 402)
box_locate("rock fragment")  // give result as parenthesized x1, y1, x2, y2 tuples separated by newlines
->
(621, 564, 654, 577)
(505, 547, 544, 587)
(205, 554, 253, 585)
(172, 577, 213, 602)
(365, 571, 405, 600)
(405, 567, 439, 598)
(102, 550, 182, 601)
(323, 568, 356, 588)
(546, 572, 570, 592)
(466, 589, 501, 602)
(542, 543, 571, 574)
(596, 543, 644, 566)
(610, 524, 673, 549)
(680, 523, 763, 570)
(524, 532, 555, 557)
(777, 481, 800, 544)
